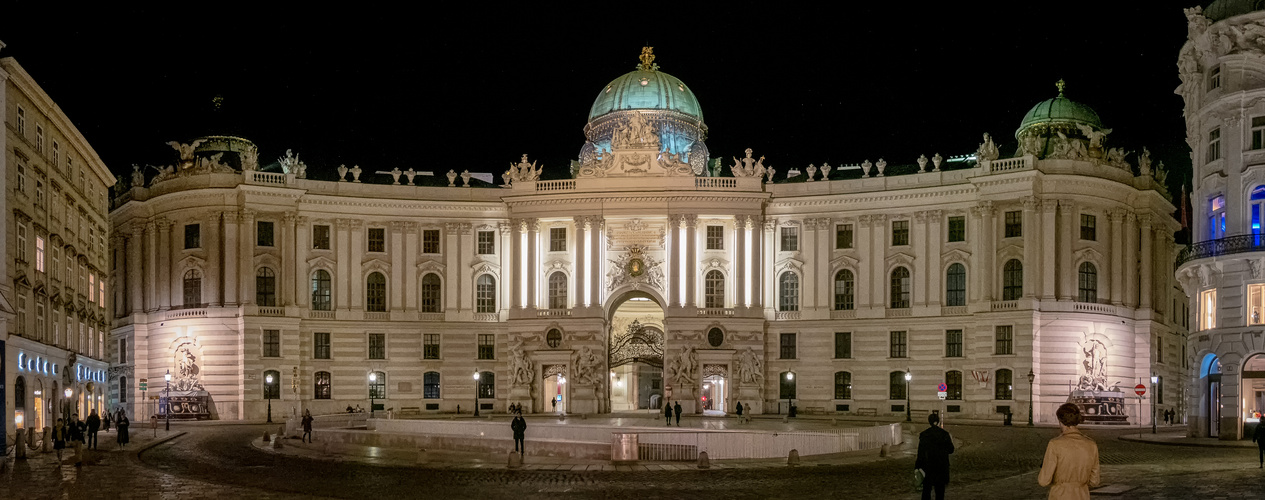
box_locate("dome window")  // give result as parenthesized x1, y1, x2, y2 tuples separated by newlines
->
(606, 86, 612, 93)
(678, 83, 685, 91)
(639, 78, 649, 86)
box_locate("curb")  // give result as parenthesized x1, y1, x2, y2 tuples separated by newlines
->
(136, 431, 188, 455)
(1117, 434, 1256, 448)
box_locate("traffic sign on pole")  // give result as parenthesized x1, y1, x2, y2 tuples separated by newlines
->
(937, 392, 948, 400)
(937, 383, 947, 392)
(140, 378, 148, 391)
(1134, 384, 1146, 397)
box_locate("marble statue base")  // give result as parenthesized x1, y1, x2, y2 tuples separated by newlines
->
(1067, 390, 1129, 424)
(159, 390, 212, 420)
(509, 385, 532, 413)
(734, 385, 763, 414)
(570, 385, 598, 414)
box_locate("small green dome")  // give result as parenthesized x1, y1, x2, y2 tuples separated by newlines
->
(1204, 0, 1265, 22)
(1015, 83, 1102, 138)
(588, 68, 703, 121)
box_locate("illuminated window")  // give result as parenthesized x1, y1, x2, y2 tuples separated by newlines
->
(1210, 195, 1227, 239)
(1249, 284, 1265, 325)
(88, 274, 95, 303)
(314, 372, 331, 399)
(1251, 187, 1265, 242)
(424, 372, 441, 399)
(35, 236, 45, 273)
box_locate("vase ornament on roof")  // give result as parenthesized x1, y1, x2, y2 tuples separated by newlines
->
(916, 154, 928, 173)
(405, 168, 416, 185)
(820, 162, 831, 180)
(875, 158, 887, 177)
(861, 159, 872, 178)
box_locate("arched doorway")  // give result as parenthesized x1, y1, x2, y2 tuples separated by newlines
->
(1200, 353, 1222, 438)
(542, 365, 567, 414)
(608, 292, 665, 412)
(1243, 353, 1265, 436)
(701, 372, 727, 415)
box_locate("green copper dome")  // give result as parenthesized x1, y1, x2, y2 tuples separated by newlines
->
(588, 68, 703, 121)
(1015, 81, 1102, 138)
(1204, 0, 1265, 21)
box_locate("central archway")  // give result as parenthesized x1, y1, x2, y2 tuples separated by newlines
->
(607, 290, 665, 412)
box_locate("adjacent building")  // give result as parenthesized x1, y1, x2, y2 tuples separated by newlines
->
(109, 49, 1183, 427)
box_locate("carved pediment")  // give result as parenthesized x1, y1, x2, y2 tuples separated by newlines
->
(307, 255, 336, 270)
(362, 257, 391, 274)
(996, 243, 1024, 262)
(544, 259, 570, 272)
(702, 257, 730, 272)
(830, 254, 860, 269)
(885, 251, 916, 267)
(417, 259, 445, 274)
(472, 261, 501, 280)
(1072, 247, 1105, 266)
(940, 248, 970, 267)
(775, 257, 805, 275)
(176, 254, 207, 270)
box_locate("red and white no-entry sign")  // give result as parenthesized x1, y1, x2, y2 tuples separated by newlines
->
(1134, 384, 1146, 396)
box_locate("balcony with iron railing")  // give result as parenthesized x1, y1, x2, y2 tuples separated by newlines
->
(1177, 234, 1265, 267)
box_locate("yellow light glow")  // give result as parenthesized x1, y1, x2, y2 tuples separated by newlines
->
(744, 225, 753, 306)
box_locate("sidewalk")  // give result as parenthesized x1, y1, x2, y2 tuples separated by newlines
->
(0, 427, 186, 496)
(1118, 429, 1258, 448)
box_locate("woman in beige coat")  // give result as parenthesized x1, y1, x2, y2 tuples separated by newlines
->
(1038, 403, 1101, 499)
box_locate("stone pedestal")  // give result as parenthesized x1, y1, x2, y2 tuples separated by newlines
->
(42, 427, 52, 452)
(735, 385, 763, 414)
(509, 385, 532, 413)
(570, 385, 598, 414)
(1068, 390, 1128, 425)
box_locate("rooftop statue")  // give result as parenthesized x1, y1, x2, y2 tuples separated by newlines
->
(639, 46, 656, 71)
(278, 149, 300, 175)
(731, 148, 765, 178)
(975, 133, 1000, 164)
(509, 154, 542, 182)
(241, 144, 259, 171)
(1075, 123, 1112, 150)
(131, 164, 145, 188)
(611, 112, 660, 150)
(167, 139, 206, 172)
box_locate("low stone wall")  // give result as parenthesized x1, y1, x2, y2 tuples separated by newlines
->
(312, 428, 609, 459)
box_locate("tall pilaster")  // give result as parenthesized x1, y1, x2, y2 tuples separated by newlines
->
(156, 218, 172, 310)
(980, 203, 995, 301)
(817, 218, 831, 310)
(1040, 200, 1058, 300)
(734, 216, 747, 308)
(458, 222, 473, 311)
(238, 210, 255, 305)
(803, 217, 819, 310)
(390, 221, 406, 310)
(1109, 209, 1124, 306)
(511, 218, 523, 309)
(445, 222, 460, 312)
(222, 210, 240, 306)
(527, 218, 538, 309)
(1124, 212, 1139, 307)
(668, 215, 682, 307)
(282, 212, 297, 306)
(403, 222, 418, 311)
(871, 214, 888, 307)
(295, 216, 310, 308)
(204, 212, 222, 306)
(1022, 197, 1039, 298)
(144, 221, 158, 311)
(1058, 201, 1075, 301)
(128, 225, 143, 312)
(1139, 215, 1154, 310)
(967, 209, 982, 303)
(497, 222, 511, 312)
(335, 218, 351, 310)
(913, 212, 929, 306)
(752, 215, 765, 309)
(590, 218, 604, 308)
(685, 214, 697, 308)
(927, 211, 943, 306)
(857, 215, 873, 307)
(349, 219, 364, 310)
(574, 216, 587, 308)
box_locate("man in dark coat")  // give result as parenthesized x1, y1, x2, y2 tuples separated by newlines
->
(1253, 422, 1265, 468)
(664, 401, 673, 425)
(735, 399, 744, 421)
(511, 414, 527, 456)
(673, 401, 682, 426)
(86, 410, 101, 450)
(915, 413, 954, 500)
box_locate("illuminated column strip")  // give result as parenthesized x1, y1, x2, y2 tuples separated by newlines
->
(744, 218, 753, 307)
(590, 218, 603, 308)
(668, 215, 681, 307)
(1022, 197, 1039, 299)
(1139, 216, 1153, 309)
(735, 216, 747, 308)
(528, 219, 538, 309)
(1040, 200, 1057, 301)
(512, 218, 524, 309)
(575, 216, 587, 308)
(1057, 201, 1074, 301)
(752, 215, 764, 309)
(678, 220, 687, 307)
(1123, 212, 1138, 307)
(1109, 209, 1124, 305)
(685, 215, 697, 308)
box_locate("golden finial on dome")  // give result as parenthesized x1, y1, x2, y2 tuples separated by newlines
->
(1056, 79, 1066, 97)
(639, 46, 655, 71)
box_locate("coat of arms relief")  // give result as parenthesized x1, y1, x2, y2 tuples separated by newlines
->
(607, 244, 664, 292)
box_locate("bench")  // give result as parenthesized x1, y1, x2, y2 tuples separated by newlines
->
(854, 408, 878, 416)
(803, 406, 827, 415)
(396, 407, 422, 418)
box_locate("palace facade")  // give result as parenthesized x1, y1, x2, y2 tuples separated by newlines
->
(108, 49, 1184, 427)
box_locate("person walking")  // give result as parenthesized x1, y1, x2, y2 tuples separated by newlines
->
(664, 401, 673, 426)
(1253, 421, 1265, 468)
(86, 410, 101, 450)
(69, 413, 86, 466)
(301, 410, 314, 443)
(103, 411, 112, 433)
(116, 413, 130, 450)
(745, 403, 752, 423)
(735, 399, 744, 422)
(1038, 403, 1101, 499)
(511, 413, 527, 456)
(673, 401, 682, 426)
(915, 413, 955, 500)
(52, 418, 68, 463)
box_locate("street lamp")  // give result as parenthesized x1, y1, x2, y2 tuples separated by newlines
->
(369, 372, 377, 418)
(64, 387, 73, 422)
(473, 371, 481, 417)
(785, 372, 794, 416)
(904, 371, 913, 422)
(164, 370, 172, 431)
(265, 373, 274, 423)
(1150, 374, 1159, 434)
(1027, 369, 1036, 427)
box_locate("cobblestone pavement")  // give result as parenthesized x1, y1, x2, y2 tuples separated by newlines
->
(6, 421, 1264, 499)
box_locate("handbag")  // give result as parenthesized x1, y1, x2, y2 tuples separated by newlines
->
(913, 468, 926, 491)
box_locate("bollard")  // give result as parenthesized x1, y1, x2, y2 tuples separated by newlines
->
(880, 444, 889, 457)
(508, 451, 523, 469)
(787, 449, 800, 466)
(272, 434, 283, 449)
(279, 425, 286, 439)
(782, 415, 789, 424)
(263, 431, 271, 443)
(697, 451, 710, 469)
(15, 429, 26, 459)
(418, 448, 427, 465)
(43, 427, 52, 452)
(27, 427, 36, 449)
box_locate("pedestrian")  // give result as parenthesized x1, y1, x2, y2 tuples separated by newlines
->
(1038, 403, 1101, 499)
(1253, 421, 1265, 468)
(673, 401, 682, 426)
(301, 409, 314, 443)
(52, 418, 68, 463)
(70, 413, 86, 466)
(915, 413, 955, 500)
(664, 401, 673, 426)
(86, 409, 101, 450)
(735, 399, 744, 422)
(103, 411, 112, 433)
(116, 413, 130, 450)
(551, 398, 557, 413)
(346, 405, 354, 413)
(511, 413, 527, 456)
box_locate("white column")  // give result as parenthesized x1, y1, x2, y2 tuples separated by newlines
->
(1110, 209, 1124, 305)
(1058, 201, 1075, 301)
(802, 217, 818, 310)
(282, 213, 297, 306)
(349, 220, 364, 310)
(980, 204, 995, 301)
(222, 211, 239, 306)
(511, 218, 523, 309)
(458, 223, 473, 311)
(857, 215, 873, 307)
(295, 216, 310, 308)
(927, 211, 943, 306)
(527, 219, 538, 309)
(156, 219, 171, 310)
(668, 215, 682, 307)
(204, 212, 221, 306)
(817, 218, 831, 310)
(686, 215, 697, 308)
(1040, 200, 1058, 300)
(445, 223, 461, 312)
(590, 218, 604, 308)
(1140, 215, 1154, 310)
(734, 216, 747, 308)
(913, 212, 928, 306)
(143, 221, 157, 311)
(752, 215, 765, 309)
(1022, 197, 1038, 298)
(390, 221, 405, 310)
(574, 216, 587, 308)
(1124, 212, 1138, 307)
(498, 221, 511, 312)
(871, 215, 888, 308)
(335, 218, 351, 310)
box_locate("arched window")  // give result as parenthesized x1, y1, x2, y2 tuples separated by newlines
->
(263, 370, 280, 400)
(889, 371, 908, 400)
(834, 371, 852, 400)
(945, 263, 966, 307)
(548, 272, 567, 309)
(421, 273, 441, 313)
(311, 270, 332, 311)
(119, 375, 128, 403)
(890, 267, 911, 309)
(834, 270, 855, 310)
(1078, 262, 1098, 303)
(476, 275, 497, 313)
(779, 371, 796, 400)
(945, 370, 963, 400)
(183, 269, 202, 306)
(1252, 186, 1265, 242)
(424, 372, 441, 399)
(369, 371, 387, 399)
(1002, 259, 1023, 301)
(314, 371, 331, 399)
(477, 371, 495, 399)
(778, 272, 799, 312)
(704, 270, 725, 309)
(995, 369, 1013, 400)
(256, 267, 276, 307)
(366, 272, 386, 312)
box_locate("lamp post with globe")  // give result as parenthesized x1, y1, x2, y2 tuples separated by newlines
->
(164, 370, 172, 431)
(1151, 374, 1159, 434)
(369, 372, 378, 418)
(265, 373, 274, 424)
(784, 372, 794, 416)
(904, 372, 913, 422)
(63, 387, 73, 422)
(1027, 369, 1036, 426)
(473, 371, 481, 417)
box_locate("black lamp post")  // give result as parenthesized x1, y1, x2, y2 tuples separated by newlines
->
(369, 372, 377, 418)
(265, 373, 274, 424)
(63, 387, 73, 422)
(1027, 369, 1036, 427)
(904, 371, 912, 422)
(785, 372, 794, 416)
(164, 370, 172, 431)
(473, 371, 481, 417)
(1150, 374, 1158, 434)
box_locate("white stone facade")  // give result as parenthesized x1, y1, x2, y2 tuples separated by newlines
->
(3, 55, 114, 442)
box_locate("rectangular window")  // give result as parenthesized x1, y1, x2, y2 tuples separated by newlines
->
(16, 222, 27, 263)
(477, 230, 495, 254)
(1251, 284, 1265, 325)
(1156, 335, 1164, 364)
(89, 274, 96, 303)
(263, 329, 280, 357)
(1004, 211, 1022, 238)
(1210, 65, 1221, 90)
(368, 333, 386, 360)
(1200, 289, 1217, 330)
(995, 371, 1014, 400)
(367, 227, 385, 252)
(834, 332, 852, 359)
(424, 372, 441, 399)
(946, 371, 963, 400)
(834, 372, 852, 400)
(549, 227, 567, 252)
(1253, 117, 1265, 150)
(314, 372, 331, 400)
(948, 216, 965, 243)
(52, 142, 60, 170)
(36, 181, 44, 207)
(422, 229, 440, 254)
(780, 227, 798, 251)
(35, 236, 45, 273)
(706, 225, 724, 250)
(995, 325, 1014, 355)
(185, 224, 201, 249)
(779, 333, 797, 359)
(257, 221, 275, 247)
(946, 329, 963, 357)
(891, 220, 909, 246)
(36, 125, 44, 154)
(424, 334, 441, 359)
(119, 338, 128, 364)
(836, 224, 854, 249)
(1208, 127, 1222, 164)
(312, 224, 331, 250)
(16, 105, 26, 135)
(478, 334, 495, 360)
(17, 163, 25, 193)
(1080, 214, 1097, 241)
(890, 331, 907, 358)
(313, 332, 330, 360)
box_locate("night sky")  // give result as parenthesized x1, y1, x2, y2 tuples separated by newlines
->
(1, 2, 1200, 195)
